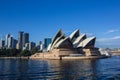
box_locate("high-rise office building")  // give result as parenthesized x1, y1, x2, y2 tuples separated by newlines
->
(23, 42, 36, 50)
(38, 41, 42, 45)
(18, 31, 24, 50)
(23, 43, 29, 50)
(23, 33, 29, 47)
(5, 34, 17, 49)
(37, 41, 43, 51)
(29, 42, 36, 50)
(17, 31, 29, 50)
(8, 36, 13, 48)
(44, 38, 52, 48)
(5, 34, 10, 48)
(0, 39, 5, 48)
(13, 39, 17, 48)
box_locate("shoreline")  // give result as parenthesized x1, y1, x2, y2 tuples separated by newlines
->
(0, 57, 29, 59)
(29, 55, 110, 60)
(0, 56, 109, 60)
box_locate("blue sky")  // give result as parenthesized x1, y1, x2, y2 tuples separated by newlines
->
(0, 0, 120, 48)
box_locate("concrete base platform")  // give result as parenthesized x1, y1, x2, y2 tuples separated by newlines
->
(30, 55, 108, 60)
(30, 48, 108, 60)
(62, 56, 108, 60)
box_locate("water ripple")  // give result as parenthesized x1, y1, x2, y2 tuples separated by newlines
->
(0, 56, 120, 80)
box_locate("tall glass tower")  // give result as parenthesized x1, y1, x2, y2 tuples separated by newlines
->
(23, 33, 29, 47)
(44, 38, 52, 48)
(18, 31, 24, 50)
(5, 34, 10, 48)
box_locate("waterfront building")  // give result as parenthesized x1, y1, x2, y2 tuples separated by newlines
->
(29, 42, 36, 50)
(44, 38, 52, 49)
(37, 41, 43, 51)
(16, 43, 19, 49)
(23, 43, 29, 50)
(49, 29, 99, 56)
(5, 34, 10, 48)
(5, 34, 17, 49)
(8, 36, 13, 48)
(22, 33, 29, 48)
(30, 29, 104, 60)
(18, 31, 24, 50)
(23, 42, 36, 50)
(48, 29, 98, 56)
(12, 39, 18, 48)
(48, 29, 96, 51)
(0, 39, 5, 48)
(17, 31, 29, 50)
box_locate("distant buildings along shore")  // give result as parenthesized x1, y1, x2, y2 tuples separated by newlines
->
(0, 31, 52, 51)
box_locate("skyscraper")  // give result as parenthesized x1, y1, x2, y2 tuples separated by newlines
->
(23, 33, 29, 47)
(0, 39, 5, 48)
(8, 36, 13, 48)
(44, 38, 52, 48)
(13, 39, 17, 48)
(29, 42, 36, 50)
(18, 31, 24, 50)
(5, 34, 10, 48)
(17, 31, 29, 50)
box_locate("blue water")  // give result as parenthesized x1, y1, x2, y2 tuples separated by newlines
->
(0, 56, 120, 80)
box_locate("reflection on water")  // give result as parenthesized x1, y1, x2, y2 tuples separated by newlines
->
(0, 56, 120, 80)
(48, 60, 98, 80)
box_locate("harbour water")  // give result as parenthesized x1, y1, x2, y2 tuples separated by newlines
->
(0, 56, 120, 80)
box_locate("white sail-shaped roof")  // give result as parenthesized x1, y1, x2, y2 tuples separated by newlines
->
(50, 34, 66, 50)
(73, 34, 86, 47)
(50, 29, 63, 49)
(47, 29, 97, 51)
(69, 29, 79, 42)
(77, 37, 96, 48)
(54, 37, 73, 48)
(47, 43, 51, 51)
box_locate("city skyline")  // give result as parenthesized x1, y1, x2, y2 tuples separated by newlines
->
(0, 31, 51, 51)
(0, 0, 120, 48)
(0, 31, 50, 45)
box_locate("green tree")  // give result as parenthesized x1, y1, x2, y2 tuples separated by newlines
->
(30, 47, 38, 55)
(20, 50, 31, 56)
(0, 48, 21, 57)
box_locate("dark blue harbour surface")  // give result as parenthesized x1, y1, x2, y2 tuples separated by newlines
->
(0, 56, 120, 80)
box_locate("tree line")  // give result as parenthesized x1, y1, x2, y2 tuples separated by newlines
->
(0, 47, 39, 57)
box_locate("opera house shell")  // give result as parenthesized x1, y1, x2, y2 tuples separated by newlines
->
(30, 29, 108, 60)
(47, 29, 96, 51)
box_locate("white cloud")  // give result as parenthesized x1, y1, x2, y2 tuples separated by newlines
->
(97, 38, 108, 42)
(96, 36, 120, 48)
(111, 36, 120, 40)
(97, 36, 120, 42)
(105, 29, 119, 34)
(85, 33, 93, 36)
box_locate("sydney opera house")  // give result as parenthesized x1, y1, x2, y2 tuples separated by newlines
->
(30, 29, 107, 59)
